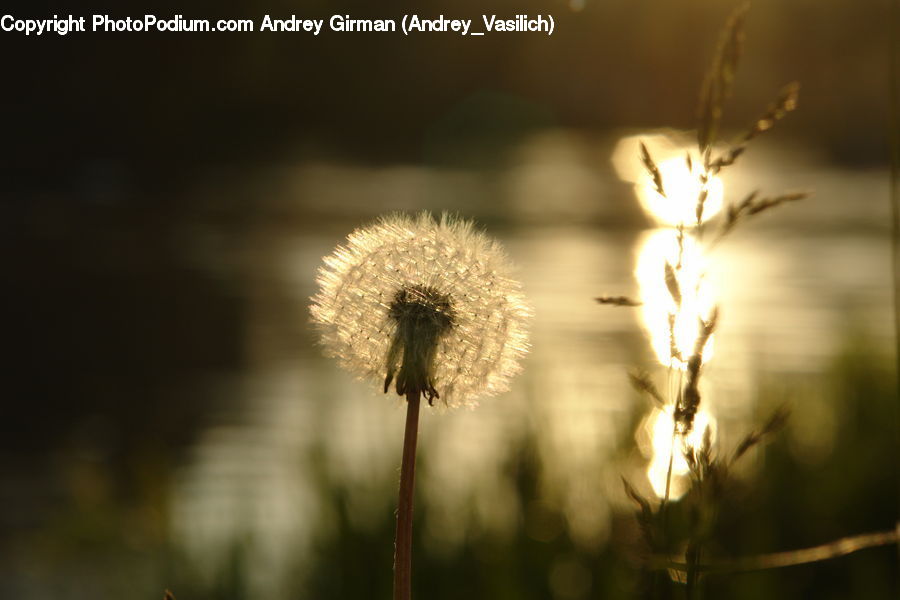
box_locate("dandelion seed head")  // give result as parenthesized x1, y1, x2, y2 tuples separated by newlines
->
(311, 212, 532, 408)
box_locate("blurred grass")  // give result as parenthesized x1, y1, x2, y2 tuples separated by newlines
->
(153, 333, 896, 600)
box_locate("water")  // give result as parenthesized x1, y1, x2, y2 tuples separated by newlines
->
(165, 131, 893, 597)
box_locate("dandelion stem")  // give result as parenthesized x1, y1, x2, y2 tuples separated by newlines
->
(890, 0, 900, 410)
(394, 389, 421, 600)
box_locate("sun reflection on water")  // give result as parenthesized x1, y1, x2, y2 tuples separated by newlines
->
(158, 134, 892, 598)
(638, 405, 716, 500)
(635, 229, 717, 369)
(619, 132, 724, 498)
(638, 156, 724, 226)
(611, 133, 724, 227)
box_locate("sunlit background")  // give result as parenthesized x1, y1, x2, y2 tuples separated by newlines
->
(3, 1, 897, 599)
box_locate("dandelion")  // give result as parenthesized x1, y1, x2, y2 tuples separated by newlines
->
(311, 212, 531, 407)
(310, 212, 531, 600)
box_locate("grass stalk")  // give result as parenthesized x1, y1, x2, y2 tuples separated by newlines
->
(651, 525, 900, 574)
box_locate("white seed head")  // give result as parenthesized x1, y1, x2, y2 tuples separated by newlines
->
(311, 212, 531, 408)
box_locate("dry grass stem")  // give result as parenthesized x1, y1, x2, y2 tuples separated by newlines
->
(718, 190, 810, 241)
(664, 262, 682, 306)
(652, 526, 900, 575)
(622, 476, 657, 548)
(667, 313, 683, 363)
(629, 370, 666, 407)
(596, 295, 643, 307)
(730, 405, 791, 464)
(710, 82, 802, 175)
(676, 308, 718, 434)
(695, 181, 710, 227)
(697, 2, 749, 153)
(641, 141, 667, 197)
(745, 82, 801, 140)
(745, 191, 809, 215)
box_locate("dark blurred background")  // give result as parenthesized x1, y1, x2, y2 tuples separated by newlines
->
(2, 1, 897, 599)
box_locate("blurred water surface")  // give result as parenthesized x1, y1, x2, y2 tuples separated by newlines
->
(166, 132, 893, 597)
(3, 132, 894, 599)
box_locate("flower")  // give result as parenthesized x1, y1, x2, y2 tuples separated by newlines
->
(311, 212, 531, 408)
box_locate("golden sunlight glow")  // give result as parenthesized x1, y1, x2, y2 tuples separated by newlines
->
(637, 157, 724, 226)
(635, 229, 716, 369)
(639, 406, 716, 499)
(610, 133, 724, 227)
(615, 132, 725, 501)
